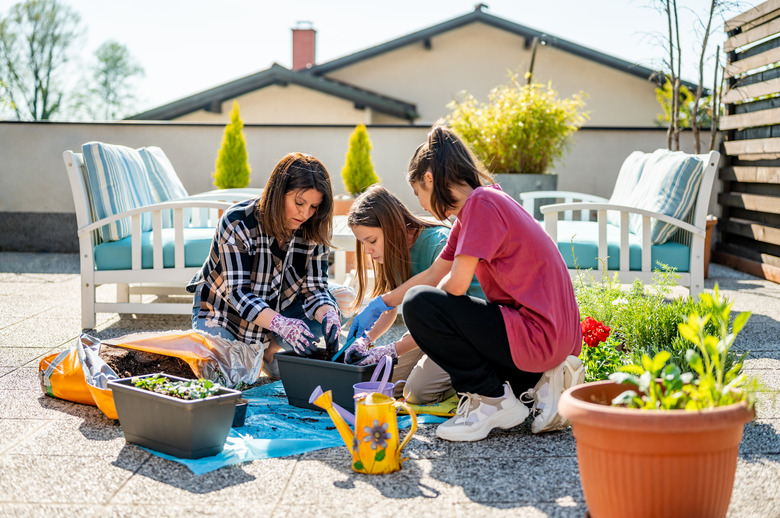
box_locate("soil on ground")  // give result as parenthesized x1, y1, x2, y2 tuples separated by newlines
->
(99, 344, 195, 379)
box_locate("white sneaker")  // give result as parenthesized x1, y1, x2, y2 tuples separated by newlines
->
(435, 383, 529, 442)
(523, 355, 585, 434)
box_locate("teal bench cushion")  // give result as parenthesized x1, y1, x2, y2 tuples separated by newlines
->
(554, 221, 690, 272)
(93, 228, 215, 271)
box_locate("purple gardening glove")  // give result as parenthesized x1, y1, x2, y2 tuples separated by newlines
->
(269, 314, 317, 356)
(347, 296, 394, 341)
(344, 335, 372, 364)
(322, 307, 341, 356)
(348, 341, 398, 367)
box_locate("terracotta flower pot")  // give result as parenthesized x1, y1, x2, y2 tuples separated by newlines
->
(559, 380, 755, 518)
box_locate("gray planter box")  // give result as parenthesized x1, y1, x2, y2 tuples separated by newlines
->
(108, 373, 241, 459)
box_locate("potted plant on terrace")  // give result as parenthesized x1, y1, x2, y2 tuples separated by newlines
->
(446, 71, 587, 207)
(108, 373, 242, 459)
(559, 286, 756, 518)
(336, 124, 380, 273)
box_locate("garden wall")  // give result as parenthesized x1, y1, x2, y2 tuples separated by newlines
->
(716, 0, 780, 284)
(0, 121, 711, 252)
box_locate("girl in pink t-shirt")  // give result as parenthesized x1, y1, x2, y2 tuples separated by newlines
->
(346, 124, 584, 442)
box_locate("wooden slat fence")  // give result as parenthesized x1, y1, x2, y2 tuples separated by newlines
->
(716, 0, 780, 283)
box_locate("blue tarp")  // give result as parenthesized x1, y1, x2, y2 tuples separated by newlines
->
(141, 381, 445, 474)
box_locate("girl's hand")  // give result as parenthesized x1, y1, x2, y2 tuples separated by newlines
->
(347, 296, 394, 341)
(322, 307, 341, 356)
(269, 314, 317, 356)
(351, 342, 398, 366)
(344, 335, 372, 364)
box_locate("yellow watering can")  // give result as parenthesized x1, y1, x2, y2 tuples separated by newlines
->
(310, 386, 417, 474)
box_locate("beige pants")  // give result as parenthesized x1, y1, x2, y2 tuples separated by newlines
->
(392, 345, 456, 405)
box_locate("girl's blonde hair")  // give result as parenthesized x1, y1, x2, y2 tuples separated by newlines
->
(256, 152, 333, 245)
(347, 185, 438, 308)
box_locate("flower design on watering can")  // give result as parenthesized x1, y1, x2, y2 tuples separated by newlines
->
(363, 419, 391, 450)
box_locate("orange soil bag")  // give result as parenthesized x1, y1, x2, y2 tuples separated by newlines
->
(39, 331, 265, 420)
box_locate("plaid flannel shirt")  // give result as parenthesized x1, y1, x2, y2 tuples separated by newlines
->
(187, 198, 336, 345)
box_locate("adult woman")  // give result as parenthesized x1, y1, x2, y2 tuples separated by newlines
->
(188, 152, 343, 377)
(347, 124, 584, 442)
(345, 185, 483, 404)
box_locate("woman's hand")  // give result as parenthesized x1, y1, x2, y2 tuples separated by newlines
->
(347, 296, 394, 341)
(321, 307, 341, 356)
(269, 314, 317, 356)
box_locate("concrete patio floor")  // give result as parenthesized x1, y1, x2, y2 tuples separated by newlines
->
(0, 251, 778, 517)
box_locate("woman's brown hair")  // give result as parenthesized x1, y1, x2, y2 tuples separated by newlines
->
(347, 185, 438, 308)
(256, 152, 333, 245)
(407, 122, 493, 220)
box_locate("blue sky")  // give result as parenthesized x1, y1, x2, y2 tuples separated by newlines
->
(0, 0, 759, 112)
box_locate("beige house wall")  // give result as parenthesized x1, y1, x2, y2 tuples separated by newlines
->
(167, 23, 661, 127)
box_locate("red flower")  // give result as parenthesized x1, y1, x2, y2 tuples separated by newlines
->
(581, 317, 611, 348)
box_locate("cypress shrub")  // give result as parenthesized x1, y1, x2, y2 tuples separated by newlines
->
(341, 124, 379, 196)
(214, 101, 251, 189)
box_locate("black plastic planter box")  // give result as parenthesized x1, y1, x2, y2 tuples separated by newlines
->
(276, 350, 394, 411)
(108, 373, 242, 459)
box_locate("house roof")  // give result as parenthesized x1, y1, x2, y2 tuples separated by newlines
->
(310, 6, 666, 85)
(129, 6, 696, 121)
(127, 63, 419, 121)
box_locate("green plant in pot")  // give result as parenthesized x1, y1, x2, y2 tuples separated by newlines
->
(446, 71, 588, 211)
(559, 285, 756, 518)
(214, 101, 251, 189)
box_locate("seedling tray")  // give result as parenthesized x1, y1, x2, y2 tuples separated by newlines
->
(108, 373, 242, 459)
(276, 350, 394, 411)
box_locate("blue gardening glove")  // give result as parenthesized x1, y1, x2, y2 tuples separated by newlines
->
(344, 335, 372, 364)
(322, 307, 341, 356)
(351, 342, 398, 367)
(347, 296, 394, 341)
(269, 314, 317, 356)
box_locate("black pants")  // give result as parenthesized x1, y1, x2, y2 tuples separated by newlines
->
(402, 285, 542, 399)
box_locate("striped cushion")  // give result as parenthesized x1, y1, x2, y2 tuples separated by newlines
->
(630, 150, 705, 244)
(607, 151, 649, 227)
(139, 147, 188, 202)
(82, 142, 155, 242)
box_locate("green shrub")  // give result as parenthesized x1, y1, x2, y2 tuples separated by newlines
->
(341, 124, 379, 196)
(446, 72, 588, 175)
(575, 267, 745, 381)
(213, 101, 251, 189)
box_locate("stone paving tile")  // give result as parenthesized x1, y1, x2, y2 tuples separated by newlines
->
(13, 415, 124, 456)
(0, 367, 43, 390)
(110, 453, 296, 504)
(0, 389, 105, 421)
(443, 456, 583, 505)
(0, 450, 148, 504)
(280, 457, 457, 506)
(0, 346, 57, 367)
(446, 419, 577, 458)
(728, 454, 780, 517)
(0, 318, 81, 348)
(0, 418, 50, 455)
(740, 419, 780, 455)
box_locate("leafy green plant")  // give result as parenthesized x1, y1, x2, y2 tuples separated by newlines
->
(132, 374, 221, 400)
(213, 101, 251, 189)
(446, 71, 588, 174)
(610, 285, 754, 410)
(342, 124, 379, 196)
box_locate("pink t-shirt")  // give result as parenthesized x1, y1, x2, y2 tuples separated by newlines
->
(440, 185, 582, 372)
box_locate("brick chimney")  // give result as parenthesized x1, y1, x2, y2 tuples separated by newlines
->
(292, 21, 316, 70)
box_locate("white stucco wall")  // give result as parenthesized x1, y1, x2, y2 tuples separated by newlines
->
(0, 122, 717, 220)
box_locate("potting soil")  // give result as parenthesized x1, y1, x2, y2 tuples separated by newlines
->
(141, 381, 446, 475)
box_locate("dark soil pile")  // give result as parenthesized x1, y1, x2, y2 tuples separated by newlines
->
(99, 344, 195, 379)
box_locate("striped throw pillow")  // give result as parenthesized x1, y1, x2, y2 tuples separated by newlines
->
(629, 151, 706, 244)
(82, 142, 155, 242)
(607, 151, 650, 227)
(139, 147, 188, 202)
